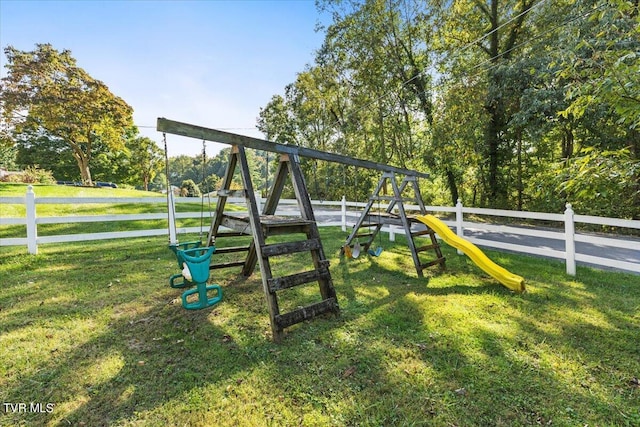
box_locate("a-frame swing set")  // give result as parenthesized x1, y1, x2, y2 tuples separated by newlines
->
(159, 118, 445, 342)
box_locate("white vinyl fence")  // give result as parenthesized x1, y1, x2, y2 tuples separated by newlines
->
(1, 186, 639, 276)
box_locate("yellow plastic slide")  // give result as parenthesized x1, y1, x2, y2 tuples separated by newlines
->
(416, 215, 525, 293)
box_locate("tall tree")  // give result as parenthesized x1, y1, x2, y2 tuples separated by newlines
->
(126, 136, 164, 191)
(434, 0, 539, 206)
(0, 44, 134, 185)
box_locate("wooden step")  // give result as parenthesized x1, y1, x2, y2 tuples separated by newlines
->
(356, 222, 377, 229)
(418, 258, 446, 270)
(267, 265, 331, 292)
(209, 260, 246, 270)
(355, 232, 374, 239)
(411, 229, 435, 237)
(261, 238, 322, 257)
(369, 195, 416, 202)
(416, 243, 439, 252)
(217, 189, 247, 197)
(275, 298, 338, 329)
(214, 231, 247, 238)
(213, 245, 250, 254)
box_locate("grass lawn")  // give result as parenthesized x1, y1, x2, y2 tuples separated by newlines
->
(1, 226, 639, 426)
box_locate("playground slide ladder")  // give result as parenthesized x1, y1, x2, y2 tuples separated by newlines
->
(343, 173, 446, 277)
(207, 146, 339, 342)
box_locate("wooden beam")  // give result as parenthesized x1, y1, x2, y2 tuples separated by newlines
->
(157, 117, 430, 179)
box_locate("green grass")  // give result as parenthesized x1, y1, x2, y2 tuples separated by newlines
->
(1, 227, 639, 426)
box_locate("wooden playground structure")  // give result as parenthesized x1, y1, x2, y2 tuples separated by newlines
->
(158, 118, 445, 341)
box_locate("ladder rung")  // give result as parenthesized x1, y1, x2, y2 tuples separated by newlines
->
(418, 258, 446, 270)
(267, 266, 331, 292)
(213, 245, 250, 254)
(214, 232, 247, 238)
(217, 189, 246, 197)
(355, 232, 374, 239)
(411, 229, 434, 237)
(416, 244, 439, 252)
(370, 195, 416, 202)
(261, 238, 322, 257)
(209, 261, 246, 270)
(275, 298, 338, 329)
(357, 222, 377, 229)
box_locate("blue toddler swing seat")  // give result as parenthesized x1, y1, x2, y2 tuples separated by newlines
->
(163, 134, 222, 310)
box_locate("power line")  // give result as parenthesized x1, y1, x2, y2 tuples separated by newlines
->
(321, 0, 552, 130)
(322, 0, 606, 133)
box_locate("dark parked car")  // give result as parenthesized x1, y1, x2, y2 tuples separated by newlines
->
(95, 181, 118, 188)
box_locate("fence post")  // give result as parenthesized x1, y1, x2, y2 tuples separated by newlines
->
(26, 185, 38, 255)
(341, 195, 347, 232)
(455, 199, 464, 255)
(564, 203, 576, 276)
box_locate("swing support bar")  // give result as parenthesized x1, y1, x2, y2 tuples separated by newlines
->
(157, 118, 430, 179)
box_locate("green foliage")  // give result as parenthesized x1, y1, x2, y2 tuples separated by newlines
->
(0, 44, 134, 185)
(0, 143, 17, 170)
(180, 179, 201, 197)
(254, 0, 640, 217)
(0, 165, 55, 184)
(532, 147, 640, 218)
(126, 136, 165, 191)
(558, 0, 640, 130)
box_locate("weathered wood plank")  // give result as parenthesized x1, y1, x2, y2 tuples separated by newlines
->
(209, 260, 246, 270)
(419, 258, 446, 269)
(261, 238, 322, 257)
(213, 231, 247, 238)
(415, 243, 439, 252)
(411, 229, 434, 237)
(212, 245, 250, 254)
(217, 189, 246, 197)
(275, 298, 338, 329)
(220, 216, 253, 234)
(157, 117, 430, 179)
(267, 266, 330, 292)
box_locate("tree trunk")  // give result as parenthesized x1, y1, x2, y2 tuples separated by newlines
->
(69, 139, 93, 186)
(561, 124, 574, 160)
(628, 128, 640, 219)
(445, 169, 459, 206)
(516, 130, 523, 211)
(485, 87, 505, 206)
(72, 151, 92, 186)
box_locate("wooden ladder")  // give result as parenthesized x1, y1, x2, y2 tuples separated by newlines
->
(207, 146, 339, 342)
(343, 173, 446, 277)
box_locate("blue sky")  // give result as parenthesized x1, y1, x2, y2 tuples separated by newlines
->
(0, 0, 328, 157)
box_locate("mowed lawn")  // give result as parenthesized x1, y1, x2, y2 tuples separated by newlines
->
(1, 230, 639, 426)
(1, 183, 639, 426)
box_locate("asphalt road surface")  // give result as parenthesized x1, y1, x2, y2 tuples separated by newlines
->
(275, 205, 640, 275)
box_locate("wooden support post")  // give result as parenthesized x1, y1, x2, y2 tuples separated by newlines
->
(205, 146, 338, 342)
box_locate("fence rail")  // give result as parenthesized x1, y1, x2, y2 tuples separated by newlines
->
(1, 186, 639, 276)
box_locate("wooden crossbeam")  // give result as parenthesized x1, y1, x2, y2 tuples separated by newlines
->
(157, 117, 429, 179)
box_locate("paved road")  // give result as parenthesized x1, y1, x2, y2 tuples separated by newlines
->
(275, 205, 640, 275)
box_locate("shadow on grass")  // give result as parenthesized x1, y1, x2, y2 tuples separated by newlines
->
(1, 229, 638, 425)
(328, 236, 640, 424)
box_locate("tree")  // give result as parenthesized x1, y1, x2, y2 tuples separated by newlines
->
(127, 137, 164, 191)
(180, 179, 201, 197)
(0, 44, 134, 185)
(14, 129, 77, 180)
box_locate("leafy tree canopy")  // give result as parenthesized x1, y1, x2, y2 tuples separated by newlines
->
(0, 43, 134, 185)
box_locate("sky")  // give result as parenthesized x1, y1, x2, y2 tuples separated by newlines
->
(0, 0, 329, 157)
